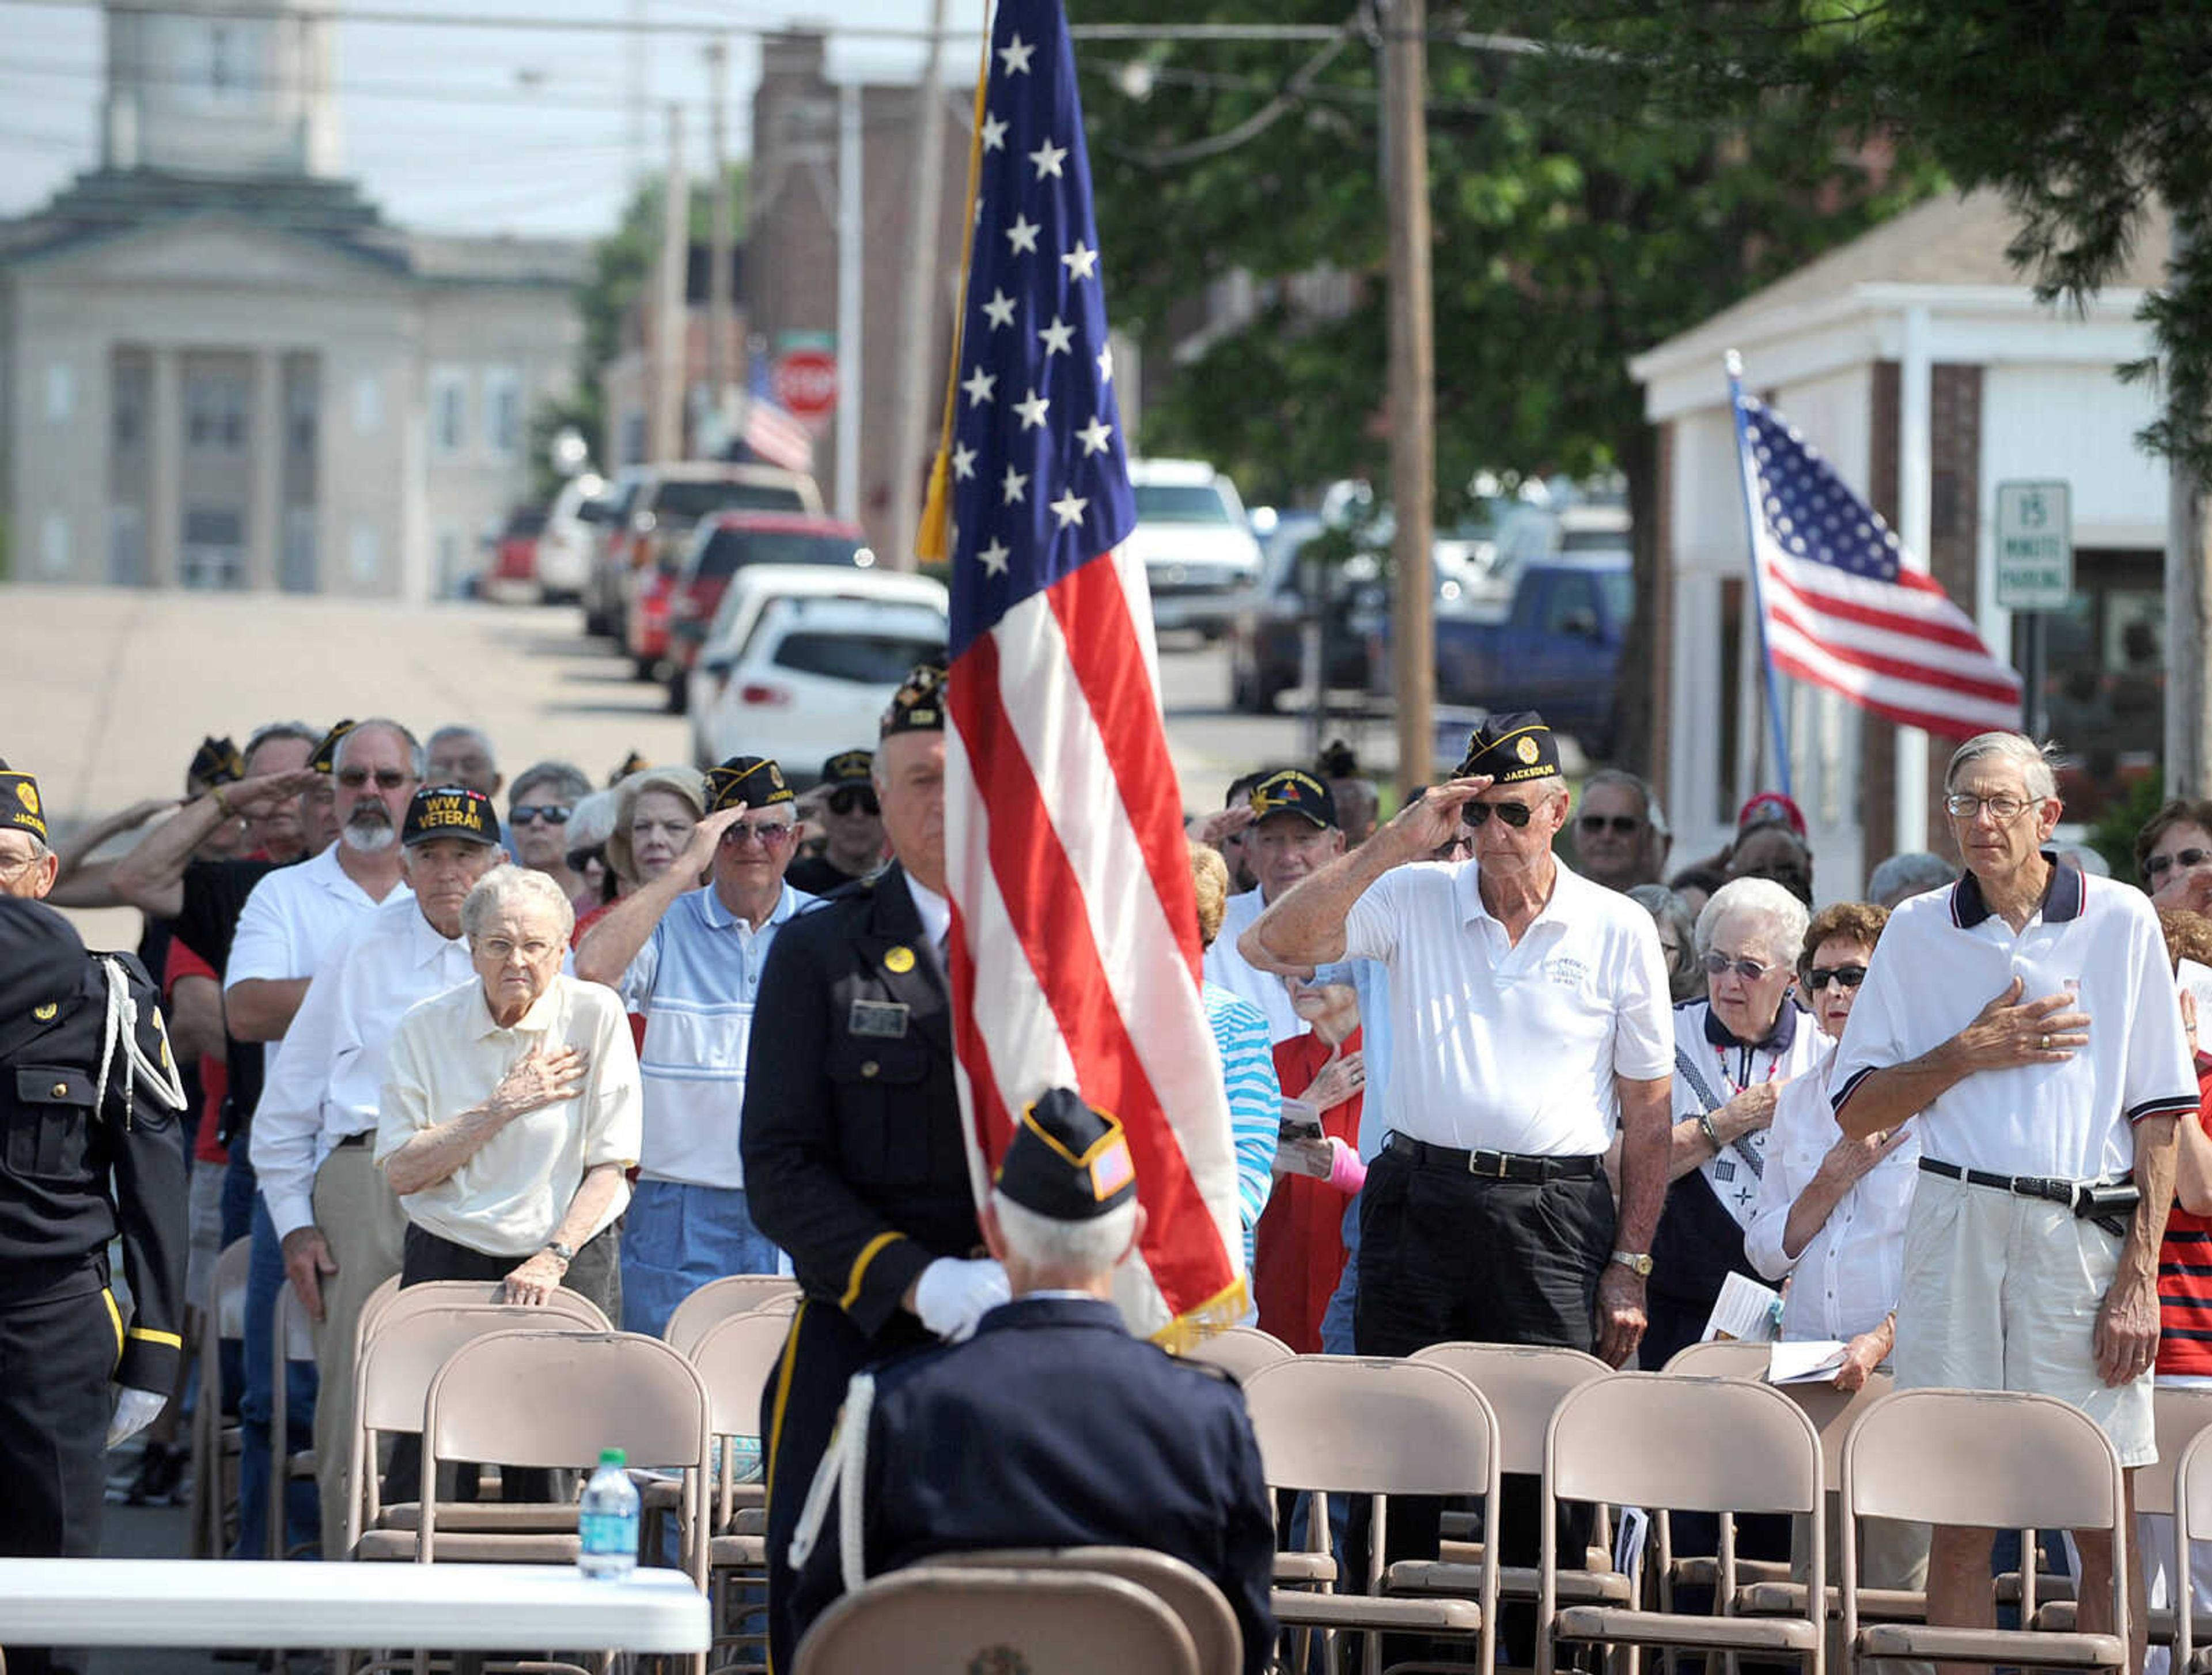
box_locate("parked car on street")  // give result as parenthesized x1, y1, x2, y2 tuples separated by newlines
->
(583, 462, 824, 644)
(533, 474, 610, 603)
(687, 566, 949, 772)
(481, 507, 547, 601)
(1123, 459, 1264, 637)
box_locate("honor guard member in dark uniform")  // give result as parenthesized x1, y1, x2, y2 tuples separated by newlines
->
(0, 763, 190, 1675)
(743, 663, 1006, 1673)
(786, 1087, 1278, 1673)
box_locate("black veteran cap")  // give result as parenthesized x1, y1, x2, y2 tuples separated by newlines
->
(820, 748, 874, 788)
(1458, 711, 1560, 784)
(996, 1088, 1139, 1221)
(310, 720, 357, 776)
(190, 735, 246, 789)
(1248, 766, 1338, 830)
(881, 662, 947, 738)
(402, 786, 501, 849)
(706, 755, 795, 813)
(0, 761, 46, 845)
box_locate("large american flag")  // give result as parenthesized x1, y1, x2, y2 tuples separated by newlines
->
(1734, 384, 2023, 738)
(935, 0, 1245, 1341)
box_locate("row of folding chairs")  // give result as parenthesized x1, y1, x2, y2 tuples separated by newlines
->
(1182, 1324, 2198, 1675)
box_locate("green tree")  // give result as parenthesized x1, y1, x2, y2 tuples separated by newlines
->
(1077, 0, 1939, 774)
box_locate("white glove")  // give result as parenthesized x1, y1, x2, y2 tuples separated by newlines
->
(912, 1257, 1010, 1343)
(107, 1387, 167, 1449)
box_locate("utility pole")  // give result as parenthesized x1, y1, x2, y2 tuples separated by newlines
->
(706, 38, 735, 433)
(652, 102, 688, 463)
(886, 0, 950, 570)
(2169, 218, 2212, 797)
(1384, 0, 1435, 791)
(835, 81, 863, 523)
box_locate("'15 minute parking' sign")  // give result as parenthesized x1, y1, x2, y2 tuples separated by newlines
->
(1994, 481, 2073, 612)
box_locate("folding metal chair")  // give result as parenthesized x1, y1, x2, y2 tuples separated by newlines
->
(187, 1235, 252, 1560)
(1182, 1324, 1297, 1383)
(662, 1275, 802, 1358)
(933, 1546, 1243, 1674)
(791, 1565, 1199, 1675)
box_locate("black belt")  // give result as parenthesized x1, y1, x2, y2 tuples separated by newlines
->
(1385, 1133, 1601, 1182)
(333, 1132, 373, 1150)
(1918, 1156, 2138, 1235)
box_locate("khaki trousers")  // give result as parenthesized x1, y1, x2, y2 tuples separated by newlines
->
(1793, 1504, 1932, 1675)
(308, 1140, 408, 1560)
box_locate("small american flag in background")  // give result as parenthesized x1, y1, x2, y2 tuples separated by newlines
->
(935, 0, 1245, 1340)
(1736, 390, 2023, 738)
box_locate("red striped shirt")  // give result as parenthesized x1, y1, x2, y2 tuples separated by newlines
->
(2157, 1066, 2212, 1377)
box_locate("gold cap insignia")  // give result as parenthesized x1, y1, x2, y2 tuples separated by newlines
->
(17, 782, 39, 816)
(1516, 736, 1540, 765)
(32, 1002, 56, 1022)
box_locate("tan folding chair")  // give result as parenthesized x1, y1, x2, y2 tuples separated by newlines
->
(1652, 1339, 1794, 1609)
(188, 1235, 252, 1559)
(1389, 1341, 1629, 1612)
(266, 1278, 321, 1562)
(369, 1277, 612, 1337)
(688, 1310, 795, 1674)
(934, 1547, 1242, 1673)
(353, 1272, 404, 1347)
(1183, 1324, 1297, 1382)
(1840, 1386, 2127, 1672)
(749, 1291, 800, 1320)
(1241, 1355, 1502, 1675)
(2171, 1424, 2212, 1674)
(791, 1564, 1199, 1675)
(663, 1274, 803, 1358)
(1661, 1340, 1772, 1379)
(1539, 1372, 1825, 1675)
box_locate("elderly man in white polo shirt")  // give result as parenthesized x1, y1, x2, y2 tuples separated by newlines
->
(249, 785, 503, 1562)
(1833, 731, 2196, 1667)
(1243, 710, 1673, 1641)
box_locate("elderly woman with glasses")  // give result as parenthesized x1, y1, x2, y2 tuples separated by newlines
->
(2138, 797, 2212, 917)
(573, 755, 816, 1336)
(1645, 875, 1827, 1371)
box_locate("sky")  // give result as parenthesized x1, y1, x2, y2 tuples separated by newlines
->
(0, 0, 993, 241)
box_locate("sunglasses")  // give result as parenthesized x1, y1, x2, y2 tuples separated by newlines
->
(1462, 800, 1535, 829)
(2146, 848, 2212, 879)
(513, 804, 573, 826)
(827, 788, 880, 817)
(1577, 814, 1642, 836)
(336, 767, 413, 791)
(721, 821, 797, 849)
(1701, 951, 1778, 982)
(1806, 964, 1869, 992)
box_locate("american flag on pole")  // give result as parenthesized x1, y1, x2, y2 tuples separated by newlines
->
(1731, 372, 2023, 738)
(929, 0, 1245, 1341)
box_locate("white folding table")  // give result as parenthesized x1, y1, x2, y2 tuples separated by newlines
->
(0, 1560, 708, 1653)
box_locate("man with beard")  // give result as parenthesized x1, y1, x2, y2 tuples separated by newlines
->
(224, 717, 419, 1556)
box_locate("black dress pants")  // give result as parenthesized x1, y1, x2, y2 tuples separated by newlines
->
(1352, 1147, 1612, 1665)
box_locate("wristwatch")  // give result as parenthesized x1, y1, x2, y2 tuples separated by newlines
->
(1609, 1249, 1654, 1277)
(544, 1240, 576, 1266)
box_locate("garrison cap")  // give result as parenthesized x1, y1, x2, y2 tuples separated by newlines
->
(1457, 712, 1560, 784)
(880, 663, 947, 738)
(609, 749, 652, 787)
(705, 755, 794, 814)
(0, 761, 45, 845)
(995, 1087, 1138, 1221)
(819, 748, 875, 789)
(1248, 767, 1338, 830)
(190, 735, 246, 788)
(401, 786, 502, 849)
(310, 720, 357, 776)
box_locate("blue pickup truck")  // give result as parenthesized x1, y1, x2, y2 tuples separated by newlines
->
(1372, 552, 1634, 758)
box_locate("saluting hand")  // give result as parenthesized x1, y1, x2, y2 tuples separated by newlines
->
(1384, 776, 1494, 861)
(1187, 804, 1257, 848)
(681, 806, 751, 874)
(1951, 975, 2089, 1072)
(221, 768, 323, 818)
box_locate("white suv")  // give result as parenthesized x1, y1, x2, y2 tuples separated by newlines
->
(1122, 459, 1264, 637)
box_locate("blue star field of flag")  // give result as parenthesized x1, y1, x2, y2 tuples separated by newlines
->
(945, 0, 1135, 659)
(1740, 394, 1908, 582)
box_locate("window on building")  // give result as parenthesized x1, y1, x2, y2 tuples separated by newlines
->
(185, 370, 248, 454)
(181, 508, 245, 589)
(112, 357, 147, 451)
(349, 523, 380, 586)
(40, 513, 71, 577)
(109, 505, 145, 587)
(484, 368, 522, 459)
(430, 368, 468, 458)
(281, 506, 317, 593)
(353, 376, 382, 435)
(287, 369, 318, 455)
(45, 364, 73, 424)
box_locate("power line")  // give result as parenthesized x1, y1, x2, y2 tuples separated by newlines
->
(0, 51, 694, 113)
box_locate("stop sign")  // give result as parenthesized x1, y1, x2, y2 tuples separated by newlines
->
(772, 349, 839, 422)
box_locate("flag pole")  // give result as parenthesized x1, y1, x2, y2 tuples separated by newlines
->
(1724, 349, 1794, 799)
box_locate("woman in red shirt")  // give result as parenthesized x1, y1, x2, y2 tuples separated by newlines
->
(1254, 978, 1367, 1352)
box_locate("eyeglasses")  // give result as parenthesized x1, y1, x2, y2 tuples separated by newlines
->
(336, 767, 413, 791)
(0, 849, 44, 882)
(721, 821, 797, 849)
(1701, 951, 1778, 982)
(1577, 814, 1642, 836)
(827, 788, 880, 818)
(2146, 848, 2212, 879)
(1462, 800, 1535, 829)
(1806, 963, 1869, 991)
(512, 804, 573, 826)
(476, 936, 558, 962)
(1943, 792, 2037, 822)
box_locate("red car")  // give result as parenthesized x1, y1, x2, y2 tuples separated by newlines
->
(484, 508, 547, 599)
(646, 512, 875, 709)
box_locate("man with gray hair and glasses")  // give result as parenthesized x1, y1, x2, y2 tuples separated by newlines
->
(1832, 729, 2196, 1670)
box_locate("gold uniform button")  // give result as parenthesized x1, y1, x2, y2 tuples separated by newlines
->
(51, 1083, 68, 1098)
(861, 1061, 880, 1079)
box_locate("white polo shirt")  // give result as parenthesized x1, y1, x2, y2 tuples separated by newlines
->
(1203, 888, 1309, 1044)
(1832, 859, 2196, 1180)
(1342, 856, 1673, 1155)
(226, 843, 409, 1070)
(249, 895, 479, 1241)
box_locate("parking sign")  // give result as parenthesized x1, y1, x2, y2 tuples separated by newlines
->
(1994, 481, 2073, 611)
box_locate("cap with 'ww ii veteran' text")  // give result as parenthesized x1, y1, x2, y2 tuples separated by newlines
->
(401, 786, 502, 848)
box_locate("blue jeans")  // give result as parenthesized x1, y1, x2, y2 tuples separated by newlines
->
(234, 1195, 319, 1560)
(618, 1180, 783, 1339)
(1319, 1192, 1361, 1355)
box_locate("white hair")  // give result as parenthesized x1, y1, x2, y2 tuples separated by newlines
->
(1696, 876, 1810, 966)
(460, 863, 576, 943)
(1866, 849, 1955, 909)
(427, 723, 497, 764)
(990, 1189, 1139, 1275)
(1945, 731, 2059, 804)
(564, 789, 619, 854)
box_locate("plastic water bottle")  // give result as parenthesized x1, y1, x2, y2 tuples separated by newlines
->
(578, 1447, 640, 1580)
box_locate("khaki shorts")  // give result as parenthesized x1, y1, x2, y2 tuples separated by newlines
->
(1894, 1169, 2153, 1468)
